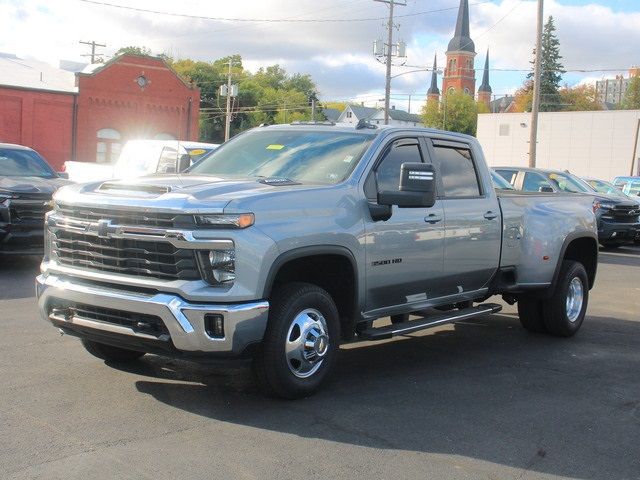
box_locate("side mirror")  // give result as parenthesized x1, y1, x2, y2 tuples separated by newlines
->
(378, 162, 436, 208)
(177, 154, 191, 172)
(57, 172, 69, 179)
(539, 186, 554, 193)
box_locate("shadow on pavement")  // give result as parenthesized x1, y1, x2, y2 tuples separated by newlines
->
(0, 255, 41, 300)
(122, 313, 640, 480)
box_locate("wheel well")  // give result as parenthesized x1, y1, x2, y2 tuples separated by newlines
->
(269, 254, 357, 340)
(563, 237, 598, 288)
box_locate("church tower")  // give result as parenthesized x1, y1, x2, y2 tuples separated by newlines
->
(427, 53, 440, 102)
(477, 49, 492, 109)
(442, 0, 476, 96)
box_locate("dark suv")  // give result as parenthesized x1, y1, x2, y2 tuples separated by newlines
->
(495, 167, 640, 248)
(0, 144, 70, 255)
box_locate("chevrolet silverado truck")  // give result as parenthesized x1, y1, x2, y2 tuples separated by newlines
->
(37, 124, 598, 398)
(1, 143, 70, 255)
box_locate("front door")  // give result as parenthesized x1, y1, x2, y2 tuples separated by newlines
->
(429, 139, 501, 295)
(363, 137, 446, 314)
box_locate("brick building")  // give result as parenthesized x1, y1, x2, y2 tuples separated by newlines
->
(0, 53, 200, 170)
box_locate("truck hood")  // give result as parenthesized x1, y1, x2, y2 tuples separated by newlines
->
(54, 174, 322, 212)
(0, 176, 70, 196)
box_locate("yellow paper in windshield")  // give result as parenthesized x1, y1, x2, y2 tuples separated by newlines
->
(266, 144, 285, 150)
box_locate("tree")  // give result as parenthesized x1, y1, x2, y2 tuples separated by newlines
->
(560, 85, 603, 111)
(512, 81, 534, 112)
(621, 76, 640, 110)
(421, 90, 479, 136)
(527, 16, 565, 112)
(115, 46, 152, 57)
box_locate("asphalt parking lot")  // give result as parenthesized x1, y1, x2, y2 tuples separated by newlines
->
(1, 247, 639, 480)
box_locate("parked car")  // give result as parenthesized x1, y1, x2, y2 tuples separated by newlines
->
(38, 124, 598, 398)
(584, 177, 632, 197)
(0, 143, 70, 255)
(612, 176, 640, 197)
(64, 140, 220, 183)
(495, 167, 640, 248)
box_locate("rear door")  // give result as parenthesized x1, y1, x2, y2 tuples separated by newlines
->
(429, 139, 501, 295)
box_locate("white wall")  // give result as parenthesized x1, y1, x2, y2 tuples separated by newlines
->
(476, 110, 640, 180)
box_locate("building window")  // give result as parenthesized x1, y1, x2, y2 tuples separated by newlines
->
(154, 132, 177, 140)
(499, 124, 510, 136)
(96, 128, 121, 164)
(464, 87, 470, 95)
(448, 86, 455, 94)
(346, 111, 352, 119)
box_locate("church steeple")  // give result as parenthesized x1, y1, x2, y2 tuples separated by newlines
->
(478, 49, 491, 93)
(447, 0, 475, 53)
(477, 49, 492, 109)
(442, 0, 476, 96)
(427, 53, 439, 101)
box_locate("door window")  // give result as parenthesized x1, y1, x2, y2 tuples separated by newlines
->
(495, 168, 518, 186)
(156, 147, 179, 173)
(432, 146, 480, 197)
(366, 140, 423, 198)
(522, 172, 553, 192)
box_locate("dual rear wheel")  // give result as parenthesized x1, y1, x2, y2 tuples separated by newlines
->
(517, 260, 589, 337)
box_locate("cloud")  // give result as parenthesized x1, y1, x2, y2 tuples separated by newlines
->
(0, 0, 638, 104)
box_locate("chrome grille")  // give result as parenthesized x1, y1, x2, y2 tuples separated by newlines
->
(55, 205, 194, 229)
(10, 195, 51, 223)
(610, 205, 640, 222)
(52, 230, 200, 280)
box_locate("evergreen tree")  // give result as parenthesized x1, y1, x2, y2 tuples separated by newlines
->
(527, 16, 565, 111)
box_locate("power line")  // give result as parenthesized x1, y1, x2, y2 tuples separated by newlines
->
(77, 0, 493, 23)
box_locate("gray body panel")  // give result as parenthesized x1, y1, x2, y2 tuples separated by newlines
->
(38, 125, 598, 356)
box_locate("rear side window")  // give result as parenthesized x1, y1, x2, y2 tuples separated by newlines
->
(432, 146, 481, 197)
(495, 169, 518, 186)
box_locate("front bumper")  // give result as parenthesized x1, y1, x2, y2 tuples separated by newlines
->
(597, 219, 640, 243)
(36, 274, 269, 357)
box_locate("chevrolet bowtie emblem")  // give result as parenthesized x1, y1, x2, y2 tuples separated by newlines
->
(96, 219, 113, 238)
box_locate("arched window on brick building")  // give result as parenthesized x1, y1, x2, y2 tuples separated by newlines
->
(96, 128, 122, 164)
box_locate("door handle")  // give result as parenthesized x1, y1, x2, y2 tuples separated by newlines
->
(483, 211, 498, 220)
(424, 214, 442, 224)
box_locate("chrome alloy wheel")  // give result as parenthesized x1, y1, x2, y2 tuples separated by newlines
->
(566, 277, 584, 323)
(285, 308, 330, 378)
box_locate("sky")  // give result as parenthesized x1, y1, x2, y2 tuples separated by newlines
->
(1, 0, 639, 113)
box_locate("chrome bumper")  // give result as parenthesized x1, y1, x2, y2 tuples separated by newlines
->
(36, 274, 269, 355)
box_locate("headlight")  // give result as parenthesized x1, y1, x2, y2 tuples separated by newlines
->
(197, 248, 236, 285)
(592, 200, 616, 213)
(194, 213, 254, 229)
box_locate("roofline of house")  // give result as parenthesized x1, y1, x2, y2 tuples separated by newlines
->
(0, 83, 78, 96)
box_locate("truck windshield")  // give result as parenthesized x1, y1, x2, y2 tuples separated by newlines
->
(0, 148, 57, 178)
(188, 129, 375, 184)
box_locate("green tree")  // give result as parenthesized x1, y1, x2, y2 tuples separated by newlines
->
(621, 76, 640, 110)
(115, 46, 152, 57)
(421, 91, 479, 136)
(527, 16, 565, 111)
(560, 85, 603, 111)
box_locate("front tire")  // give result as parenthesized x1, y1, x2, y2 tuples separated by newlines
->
(542, 260, 588, 337)
(254, 282, 340, 399)
(81, 339, 145, 362)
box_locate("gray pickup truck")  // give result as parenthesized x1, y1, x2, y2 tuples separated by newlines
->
(37, 124, 598, 398)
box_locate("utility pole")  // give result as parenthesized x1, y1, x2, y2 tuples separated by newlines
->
(373, 0, 406, 125)
(79, 40, 106, 63)
(225, 59, 233, 142)
(529, 0, 544, 167)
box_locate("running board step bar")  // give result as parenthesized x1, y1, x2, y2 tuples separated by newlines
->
(360, 303, 502, 341)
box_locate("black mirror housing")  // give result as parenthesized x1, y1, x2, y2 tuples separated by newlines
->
(378, 162, 437, 208)
(539, 186, 554, 193)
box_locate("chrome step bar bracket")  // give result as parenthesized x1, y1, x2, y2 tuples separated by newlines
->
(360, 303, 502, 341)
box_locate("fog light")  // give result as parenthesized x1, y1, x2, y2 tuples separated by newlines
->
(611, 232, 617, 237)
(204, 314, 224, 338)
